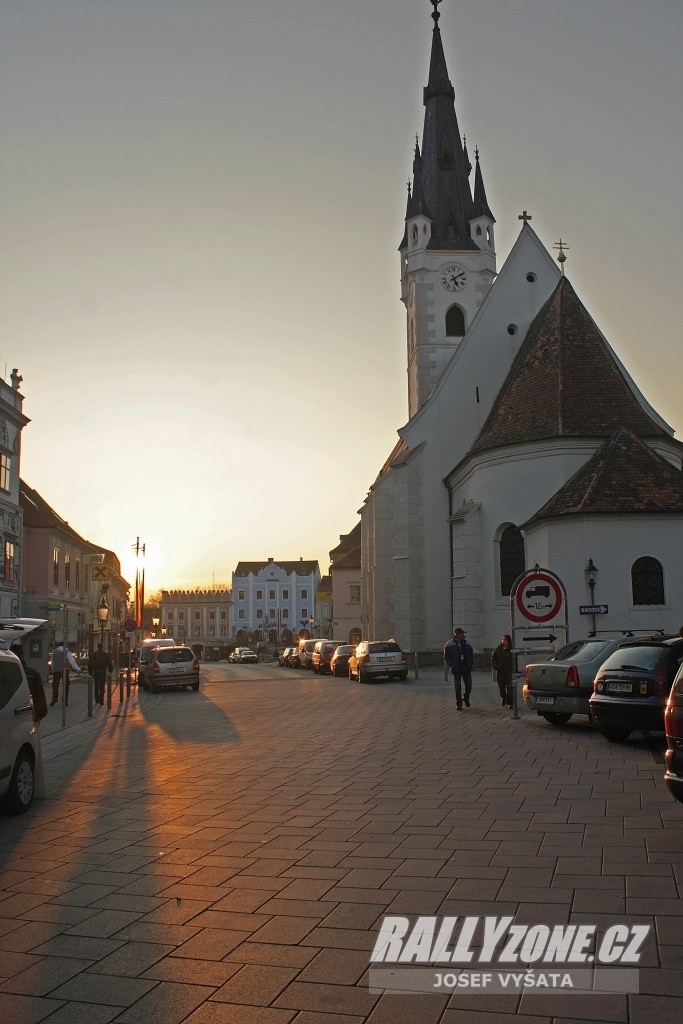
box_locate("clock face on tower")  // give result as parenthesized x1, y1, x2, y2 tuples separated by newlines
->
(440, 264, 467, 292)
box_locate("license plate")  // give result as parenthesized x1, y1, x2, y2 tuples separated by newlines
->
(608, 682, 632, 693)
(378, 656, 394, 663)
(535, 696, 555, 705)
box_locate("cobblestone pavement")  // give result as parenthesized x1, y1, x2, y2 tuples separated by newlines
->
(1, 662, 682, 1023)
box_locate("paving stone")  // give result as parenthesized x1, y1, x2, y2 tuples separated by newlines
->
(49, 971, 157, 1006)
(297, 949, 370, 985)
(182, 1004, 296, 1024)
(0, 954, 93, 995)
(213, 964, 300, 1005)
(273, 980, 379, 1016)
(226, 941, 319, 968)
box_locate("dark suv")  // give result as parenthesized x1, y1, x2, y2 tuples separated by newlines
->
(589, 637, 683, 742)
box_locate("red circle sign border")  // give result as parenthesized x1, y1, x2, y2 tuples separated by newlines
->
(515, 572, 564, 623)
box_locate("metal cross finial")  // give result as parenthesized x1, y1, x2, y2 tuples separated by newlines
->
(475, 146, 480, 161)
(553, 238, 570, 275)
(407, 181, 412, 197)
(518, 210, 532, 225)
(430, 0, 443, 25)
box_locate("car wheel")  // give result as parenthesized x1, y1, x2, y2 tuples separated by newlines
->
(541, 713, 573, 725)
(348, 666, 355, 681)
(399, 672, 408, 681)
(149, 679, 158, 694)
(358, 667, 368, 684)
(599, 726, 632, 742)
(1, 750, 35, 814)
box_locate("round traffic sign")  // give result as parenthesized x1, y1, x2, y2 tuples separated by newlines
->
(123, 617, 137, 633)
(515, 571, 564, 623)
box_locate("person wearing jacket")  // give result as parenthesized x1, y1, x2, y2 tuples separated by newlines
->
(88, 642, 113, 706)
(491, 634, 514, 708)
(50, 642, 81, 706)
(444, 628, 474, 710)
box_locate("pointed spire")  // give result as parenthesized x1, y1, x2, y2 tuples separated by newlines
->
(407, 138, 431, 219)
(424, 2, 455, 104)
(472, 148, 495, 221)
(462, 135, 472, 177)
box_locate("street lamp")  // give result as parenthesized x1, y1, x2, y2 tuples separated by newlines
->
(152, 615, 160, 639)
(584, 558, 599, 634)
(97, 591, 110, 646)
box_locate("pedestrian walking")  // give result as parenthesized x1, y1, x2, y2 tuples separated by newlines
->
(491, 633, 514, 708)
(444, 627, 474, 710)
(10, 644, 48, 721)
(50, 641, 81, 706)
(88, 642, 113, 705)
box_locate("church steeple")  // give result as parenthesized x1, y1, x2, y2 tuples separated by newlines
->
(419, 1, 479, 250)
(400, 2, 497, 419)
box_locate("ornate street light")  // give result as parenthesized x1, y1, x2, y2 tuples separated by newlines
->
(97, 591, 110, 645)
(584, 558, 599, 634)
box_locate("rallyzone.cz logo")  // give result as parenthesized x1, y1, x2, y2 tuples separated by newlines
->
(370, 915, 650, 965)
(368, 916, 650, 996)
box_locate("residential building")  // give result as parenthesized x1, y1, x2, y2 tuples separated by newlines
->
(232, 557, 321, 642)
(159, 588, 231, 659)
(329, 524, 361, 644)
(20, 481, 130, 676)
(0, 369, 29, 618)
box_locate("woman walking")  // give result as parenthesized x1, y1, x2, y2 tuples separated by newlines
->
(492, 634, 514, 709)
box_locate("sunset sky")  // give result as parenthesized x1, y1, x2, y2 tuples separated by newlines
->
(2, 0, 681, 594)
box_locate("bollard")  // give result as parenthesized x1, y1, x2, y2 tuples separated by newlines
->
(106, 673, 112, 710)
(512, 674, 520, 720)
(126, 667, 131, 700)
(413, 651, 419, 680)
(119, 671, 124, 703)
(87, 676, 93, 718)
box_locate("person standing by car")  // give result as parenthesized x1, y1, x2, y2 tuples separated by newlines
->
(10, 644, 48, 722)
(50, 641, 81, 706)
(492, 634, 514, 708)
(444, 628, 474, 710)
(88, 642, 113, 706)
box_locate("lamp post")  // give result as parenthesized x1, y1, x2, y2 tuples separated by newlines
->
(97, 590, 110, 646)
(152, 615, 160, 639)
(584, 558, 599, 635)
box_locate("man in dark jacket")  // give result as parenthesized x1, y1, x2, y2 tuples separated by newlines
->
(88, 643, 113, 705)
(444, 628, 474, 710)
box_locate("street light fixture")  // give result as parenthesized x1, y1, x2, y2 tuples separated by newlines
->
(152, 615, 160, 639)
(584, 558, 599, 634)
(97, 591, 110, 645)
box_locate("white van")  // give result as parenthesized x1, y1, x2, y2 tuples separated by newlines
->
(137, 637, 176, 689)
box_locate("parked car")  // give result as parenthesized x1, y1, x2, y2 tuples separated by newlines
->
(137, 637, 176, 683)
(278, 647, 294, 666)
(664, 662, 683, 803)
(142, 645, 200, 692)
(523, 636, 647, 726)
(287, 646, 300, 668)
(589, 637, 683, 742)
(0, 644, 41, 814)
(298, 638, 325, 671)
(348, 640, 408, 683)
(312, 640, 341, 675)
(230, 647, 258, 664)
(330, 644, 356, 678)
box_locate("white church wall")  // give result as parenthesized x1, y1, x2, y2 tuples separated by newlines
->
(395, 228, 561, 651)
(526, 517, 683, 641)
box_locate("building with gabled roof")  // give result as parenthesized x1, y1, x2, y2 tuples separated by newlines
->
(359, 4, 683, 652)
(231, 557, 322, 642)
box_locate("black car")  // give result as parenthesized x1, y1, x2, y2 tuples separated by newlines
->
(589, 637, 683, 742)
(664, 663, 683, 803)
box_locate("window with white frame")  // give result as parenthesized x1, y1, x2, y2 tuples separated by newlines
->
(349, 584, 361, 603)
(0, 454, 10, 492)
(3, 540, 14, 582)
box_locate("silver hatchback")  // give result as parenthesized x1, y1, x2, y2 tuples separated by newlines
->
(348, 640, 408, 683)
(143, 645, 200, 692)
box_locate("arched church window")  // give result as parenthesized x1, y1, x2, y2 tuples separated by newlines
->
(475, 225, 482, 236)
(445, 305, 465, 337)
(499, 525, 525, 597)
(412, 225, 418, 243)
(441, 151, 453, 169)
(631, 557, 664, 605)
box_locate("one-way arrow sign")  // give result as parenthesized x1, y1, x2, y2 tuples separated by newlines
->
(522, 633, 557, 644)
(579, 604, 608, 615)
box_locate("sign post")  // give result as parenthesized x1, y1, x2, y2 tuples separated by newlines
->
(510, 567, 569, 719)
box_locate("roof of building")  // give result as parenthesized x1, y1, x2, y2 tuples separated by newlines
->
(330, 522, 361, 570)
(233, 559, 319, 577)
(525, 429, 683, 526)
(469, 276, 669, 456)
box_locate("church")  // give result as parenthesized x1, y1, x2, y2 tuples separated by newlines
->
(358, 2, 683, 656)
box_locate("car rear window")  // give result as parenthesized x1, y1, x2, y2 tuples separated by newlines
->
(600, 645, 670, 672)
(369, 642, 401, 653)
(157, 651, 175, 664)
(552, 640, 615, 664)
(175, 649, 194, 663)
